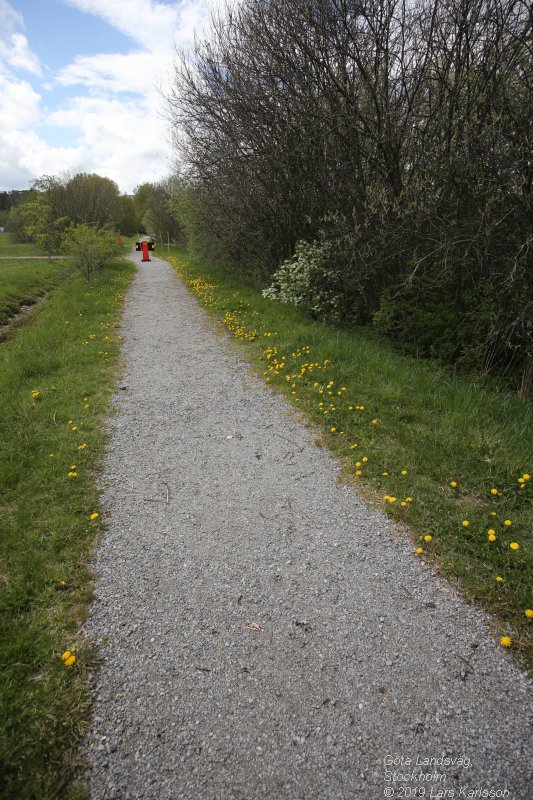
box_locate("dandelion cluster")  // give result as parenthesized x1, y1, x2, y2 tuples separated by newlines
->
(61, 649, 76, 667)
(167, 253, 531, 645)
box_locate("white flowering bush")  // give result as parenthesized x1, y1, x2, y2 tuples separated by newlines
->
(262, 240, 345, 322)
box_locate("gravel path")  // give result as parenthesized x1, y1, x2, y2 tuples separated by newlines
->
(84, 252, 532, 800)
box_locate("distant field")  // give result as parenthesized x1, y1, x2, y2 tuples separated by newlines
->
(0, 235, 68, 327)
(0, 233, 49, 257)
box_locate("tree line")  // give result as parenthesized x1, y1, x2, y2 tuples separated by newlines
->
(168, 0, 532, 394)
(1, 173, 185, 276)
(2, 173, 184, 246)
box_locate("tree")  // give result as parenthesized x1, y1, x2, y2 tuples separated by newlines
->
(62, 173, 121, 227)
(20, 193, 67, 258)
(168, 0, 533, 391)
(117, 195, 142, 235)
(62, 224, 119, 280)
(134, 179, 184, 242)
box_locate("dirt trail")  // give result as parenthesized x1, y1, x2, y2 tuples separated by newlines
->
(83, 251, 532, 800)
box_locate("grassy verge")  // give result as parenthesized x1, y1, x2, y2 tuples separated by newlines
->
(0, 257, 67, 327)
(0, 233, 49, 257)
(0, 256, 135, 799)
(160, 246, 533, 671)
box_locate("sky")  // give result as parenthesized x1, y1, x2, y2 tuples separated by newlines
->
(0, 0, 211, 194)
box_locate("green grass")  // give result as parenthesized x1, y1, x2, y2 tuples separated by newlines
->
(0, 256, 135, 799)
(0, 233, 49, 257)
(161, 246, 533, 670)
(0, 258, 67, 326)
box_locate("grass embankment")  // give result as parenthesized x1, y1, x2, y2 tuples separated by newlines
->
(0, 256, 135, 799)
(160, 246, 533, 671)
(0, 235, 67, 327)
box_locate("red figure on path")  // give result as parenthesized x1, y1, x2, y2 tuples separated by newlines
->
(141, 240, 150, 262)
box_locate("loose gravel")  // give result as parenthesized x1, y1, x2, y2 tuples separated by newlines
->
(83, 252, 532, 800)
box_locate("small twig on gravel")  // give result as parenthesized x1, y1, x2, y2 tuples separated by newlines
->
(164, 482, 170, 504)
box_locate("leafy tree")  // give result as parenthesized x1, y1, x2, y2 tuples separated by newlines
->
(134, 180, 184, 242)
(169, 0, 533, 392)
(62, 224, 118, 280)
(62, 173, 121, 227)
(20, 193, 67, 258)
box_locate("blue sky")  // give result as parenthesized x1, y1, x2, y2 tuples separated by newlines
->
(0, 0, 210, 193)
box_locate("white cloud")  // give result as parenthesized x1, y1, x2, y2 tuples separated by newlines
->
(0, 1, 42, 76)
(48, 95, 174, 190)
(0, 126, 85, 188)
(55, 0, 210, 96)
(0, 73, 42, 127)
(0, 0, 212, 192)
(56, 49, 170, 96)
(60, 0, 207, 47)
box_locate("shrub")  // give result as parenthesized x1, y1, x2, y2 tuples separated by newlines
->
(62, 224, 119, 280)
(263, 240, 357, 324)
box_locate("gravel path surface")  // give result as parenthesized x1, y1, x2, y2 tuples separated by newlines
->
(84, 252, 532, 800)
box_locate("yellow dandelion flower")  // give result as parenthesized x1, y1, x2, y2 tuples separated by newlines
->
(509, 542, 519, 551)
(416, 547, 424, 554)
(401, 469, 408, 475)
(372, 419, 378, 424)
(362, 457, 368, 463)
(401, 501, 407, 507)
(330, 427, 336, 433)
(64, 654, 76, 667)
(500, 636, 512, 648)
(462, 520, 469, 527)
(78, 443, 87, 450)
(488, 533, 496, 542)
(488, 529, 496, 536)
(355, 470, 362, 476)
(450, 481, 457, 488)
(524, 609, 533, 619)
(504, 519, 512, 527)
(388, 496, 397, 503)
(382, 472, 389, 476)
(71, 426, 78, 432)
(89, 512, 99, 520)
(67, 471, 77, 478)
(523, 473, 530, 481)
(490, 488, 499, 496)
(495, 576, 503, 582)
(490, 511, 497, 516)
(424, 535, 432, 542)
(406, 497, 413, 503)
